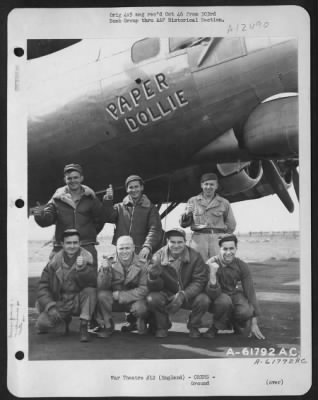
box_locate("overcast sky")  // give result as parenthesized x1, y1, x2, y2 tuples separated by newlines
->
(28, 188, 299, 240)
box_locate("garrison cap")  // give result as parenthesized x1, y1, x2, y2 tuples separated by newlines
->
(166, 228, 186, 240)
(218, 234, 238, 247)
(125, 175, 144, 188)
(200, 172, 218, 183)
(64, 163, 83, 175)
(62, 228, 81, 240)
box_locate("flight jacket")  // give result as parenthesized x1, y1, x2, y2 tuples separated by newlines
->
(97, 254, 148, 304)
(34, 185, 104, 246)
(147, 245, 208, 302)
(37, 247, 97, 313)
(102, 194, 163, 253)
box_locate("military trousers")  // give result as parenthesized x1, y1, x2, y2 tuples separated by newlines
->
(97, 290, 148, 326)
(36, 287, 97, 332)
(188, 232, 220, 262)
(147, 291, 210, 330)
(209, 291, 254, 331)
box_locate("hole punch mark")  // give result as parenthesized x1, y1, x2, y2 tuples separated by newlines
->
(135, 78, 142, 84)
(14, 47, 24, 57)
(15, 199, 24, 208)
(15, 351, 24, 360)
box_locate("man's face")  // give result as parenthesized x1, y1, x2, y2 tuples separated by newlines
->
(64, 171, 83, 192)
(126, 180, 143, 200)
(201, 179, 218, 197)
(63, 235, 80, 257)
(167, 236, 186, 257)
(117, 238, 135, 263)
(220, 240, 237, 265)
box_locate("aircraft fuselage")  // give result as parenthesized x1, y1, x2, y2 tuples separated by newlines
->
(27, 37, 297, 205)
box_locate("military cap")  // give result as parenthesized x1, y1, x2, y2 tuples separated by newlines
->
(125, 175, 144, 188)
(64, 163, 83, 175)
(62, 228, 81, 240)
(200, 172, 218, 183)
(166, 228, 186, 239)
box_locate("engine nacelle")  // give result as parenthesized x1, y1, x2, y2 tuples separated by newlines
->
(243, 96, 298, 157)
(217, 161, 263, 196)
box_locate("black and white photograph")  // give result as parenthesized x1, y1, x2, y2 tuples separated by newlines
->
(7, 6, 311, 397)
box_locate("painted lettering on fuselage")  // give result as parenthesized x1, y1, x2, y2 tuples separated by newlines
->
(105, 73, 189, 133)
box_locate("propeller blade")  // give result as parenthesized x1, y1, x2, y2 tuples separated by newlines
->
(262, 160, 294, 213)
(292, 167, 299, 200)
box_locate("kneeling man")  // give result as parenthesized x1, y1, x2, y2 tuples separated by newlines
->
(204, 234, 265, 339)
(147, 228, 210, 338)
(97, 236, 148, 338)
(35, 229, 97, 342)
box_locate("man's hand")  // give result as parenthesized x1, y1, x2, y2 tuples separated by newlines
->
(97, 256, 113, 289)
(99, 255, 113, 271)
(249, 317, 266, 340)
(76, 255, 83, 266)
(33, 202, 45, 217)
(76, 255, 86, 271)
(185, 203, 194, 215)
(139, 247, 150, 260)
(130, 302, 139, 316)
(166, 292, 185, 314)
(47, 307, 62, 324)
(103, 184, 113, 200)
(207, 261, 219, 285)
(148, 261, 162, 280)
(112, 291, 119, 301)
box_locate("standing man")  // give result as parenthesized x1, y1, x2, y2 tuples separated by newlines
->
(180, 173, 236, 261)
(96, 236, 149, 338)
(35, 229, 97, 342)
(147, 228, 210, 338)
(203, 234, 265, 340)
(103, 175, 163, 332)
(33, 163, 104, 265)
(103, 175, 163, 260)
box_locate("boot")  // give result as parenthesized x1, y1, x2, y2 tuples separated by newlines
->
(88, 317, 101, 334)
(233, 319, 252, 337)
(202, 325, 218, 339)
(155, 329, 168, 338)
(121, 313, 137, 332)
(97, 319, 114, 339)
(146, 313, 157, 335)
(188, 327, 201, 338)
(64, 316, 72, 336)
(187, 316, 201, 338)
(80, 319, 90, 342)
(136, 318, 148, 335)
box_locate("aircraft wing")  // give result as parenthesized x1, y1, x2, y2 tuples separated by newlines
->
(89, 156, 297, 220)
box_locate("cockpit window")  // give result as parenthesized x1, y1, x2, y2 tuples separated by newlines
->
(131, 38, 160, 63)
(169, 37, 209, 52)
(215, 37, 245, 63)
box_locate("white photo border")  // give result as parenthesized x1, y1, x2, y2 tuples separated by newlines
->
(7, 5, 311, 397)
